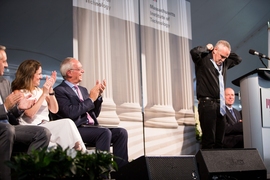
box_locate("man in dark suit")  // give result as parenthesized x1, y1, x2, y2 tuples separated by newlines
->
(52, 57, 128, 168)
(223, 87, 243, 148)
(0, 45, 51, 180)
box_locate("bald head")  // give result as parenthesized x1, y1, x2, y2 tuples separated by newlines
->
(225, 88, 235, 108)
(212, 40, 231, 66)
(60, 57, 84, 84)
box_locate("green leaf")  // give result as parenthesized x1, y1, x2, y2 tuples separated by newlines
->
(5, 145, 117, 179)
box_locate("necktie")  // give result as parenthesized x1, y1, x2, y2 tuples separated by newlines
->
(210, 60, 226, 116)
(219, 68, 226, 116)
(229, 109, 237, 122)
(74, 85, 94, 125)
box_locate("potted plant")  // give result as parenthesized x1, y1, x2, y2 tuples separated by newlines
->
(194, 106, 202, 151)
(5, 145, 117, 180)
(194, 106, 202, 141)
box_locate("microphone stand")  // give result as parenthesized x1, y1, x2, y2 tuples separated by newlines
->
(259, 56, 267, 68)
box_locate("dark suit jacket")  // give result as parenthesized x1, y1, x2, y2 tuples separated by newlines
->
(223, 107, 243, 148)
(0, 76, 22, 124)
(52, 81, 129, 168)
(52, 80, 103, 127)
(0, 76, 10, 120)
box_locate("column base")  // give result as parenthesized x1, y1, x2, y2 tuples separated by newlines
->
(117, 102, 142, 122)
(98, 98, 120, 126)
(144, 105, 178, 128)
(176, 109, 195, 125)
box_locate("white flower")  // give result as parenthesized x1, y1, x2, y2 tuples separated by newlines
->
(194, 106, 202, 141)
(66, 149, 77, 158)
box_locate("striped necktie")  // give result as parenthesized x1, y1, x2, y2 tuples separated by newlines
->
(219, 69, 226, 116)
(229, 108, 237, 122)
(210, 60, 226, 116)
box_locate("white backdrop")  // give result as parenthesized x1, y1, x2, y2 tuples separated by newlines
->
(73, 0, 197, 161)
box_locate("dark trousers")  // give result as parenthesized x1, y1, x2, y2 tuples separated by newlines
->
(0, 123, 51, 180)
(223, 134, 244, 148)
(78, 126, 128, 168)
(198, 100, 225, 149)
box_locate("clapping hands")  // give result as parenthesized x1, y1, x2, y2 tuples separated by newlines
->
(5, 91, 35, 111)
(89, 79, 106, 102)
(99, 79, 106, 95)
(4, 91, 24, 111)
(18, 93, 36, 110)
(43, 71, 57, 95)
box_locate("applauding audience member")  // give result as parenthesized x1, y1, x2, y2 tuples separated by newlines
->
(11, 59, 86, 151)
(0, 46, 51, 180)
(52, 57, 129, 168)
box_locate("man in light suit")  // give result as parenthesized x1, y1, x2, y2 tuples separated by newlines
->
(52, 57, 128, 168)
(0, 45, 51, 180)
(223, 87, 243, 148)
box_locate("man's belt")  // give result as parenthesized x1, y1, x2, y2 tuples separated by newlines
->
(199, 97, 220, 102)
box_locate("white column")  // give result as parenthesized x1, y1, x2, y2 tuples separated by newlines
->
(95, 13, 120, 126)
(76, 10, 120, 126)
(175, 39, 195, 125)
(144, 30, 178, 129)
(115, 13, 142, 122)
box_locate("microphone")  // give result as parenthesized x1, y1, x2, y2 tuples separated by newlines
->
(249, 49, 270, 60)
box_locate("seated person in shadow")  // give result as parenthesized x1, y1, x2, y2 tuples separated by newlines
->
(223, 87, 243, 148)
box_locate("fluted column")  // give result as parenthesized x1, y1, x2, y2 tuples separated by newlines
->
(175, 38, 195, 125)
(73, 5, 120, 126)
(93, 13, 120, 126)
(170, 0, 195, 125)
(143, 30, 178, 128)
(114, 1, 142, 122)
